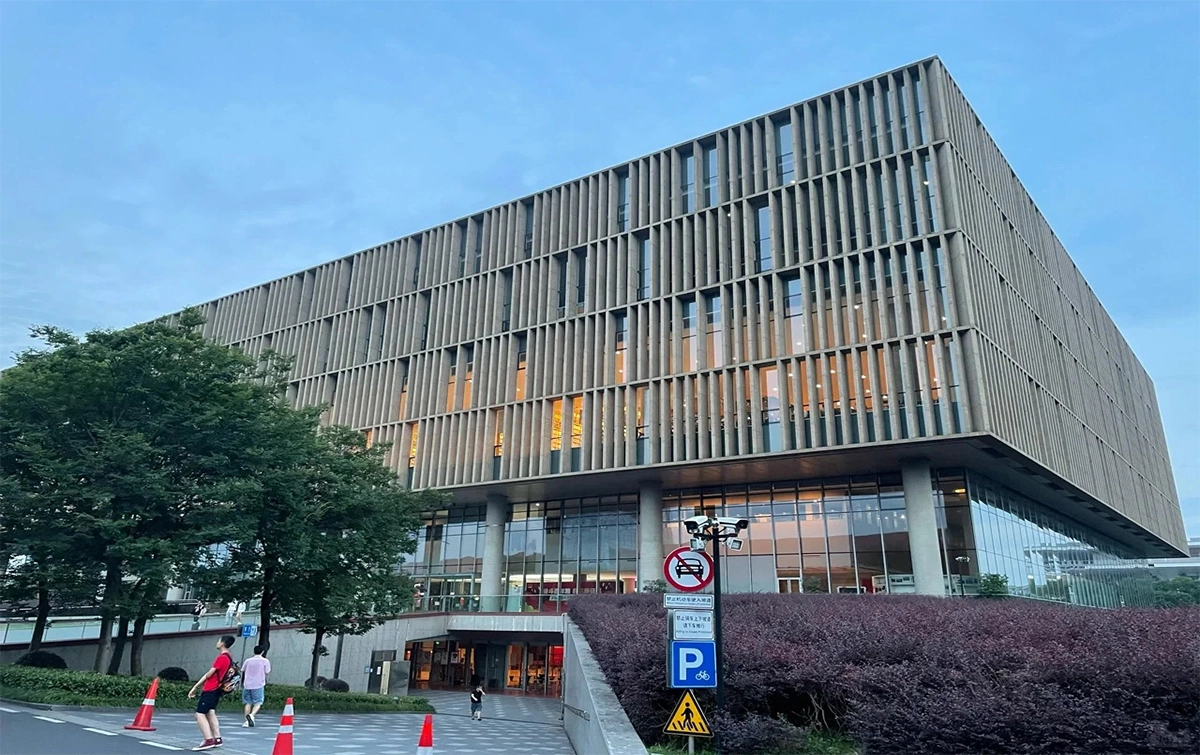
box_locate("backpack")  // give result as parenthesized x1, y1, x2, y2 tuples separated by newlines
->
(219, 657, 242, 694)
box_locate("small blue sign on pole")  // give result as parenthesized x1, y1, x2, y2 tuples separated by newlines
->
(240, 624, 258, 638)
(668, 640, 717, 689)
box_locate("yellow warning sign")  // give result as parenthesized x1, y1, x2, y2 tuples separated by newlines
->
(663, 690, 712, 737)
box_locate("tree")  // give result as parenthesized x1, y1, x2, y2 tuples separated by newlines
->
(281, 425, 443, 686)
(640, 579, 668, 594)
(1152, 576, 1200, 608)
(977, 573, 1010, 598)
(0, 312, 288, 671)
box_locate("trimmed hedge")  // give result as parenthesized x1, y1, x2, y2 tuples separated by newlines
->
(0, 665, 433, 713)
(14, 651, 67, 669)
(571, 594, 1200, 754)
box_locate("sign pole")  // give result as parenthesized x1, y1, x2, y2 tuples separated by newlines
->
(688, 735, 695, 754)
(710, 533, 724, 755)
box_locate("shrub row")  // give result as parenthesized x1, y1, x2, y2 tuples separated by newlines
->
(0, 665, 432, 713)
(570, 594, 1200, 754)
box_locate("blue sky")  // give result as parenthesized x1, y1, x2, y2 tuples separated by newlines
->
(1, 1, 1197, 536)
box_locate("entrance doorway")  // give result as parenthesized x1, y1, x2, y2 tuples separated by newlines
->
(405, 640, 563, 697)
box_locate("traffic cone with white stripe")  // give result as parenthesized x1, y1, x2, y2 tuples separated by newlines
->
(416, 713, 433, 754)
(124, 677, 159, 731)
(271, 698, 295, 755)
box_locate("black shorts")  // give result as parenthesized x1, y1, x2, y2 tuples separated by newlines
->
(196, 690, 223, 714)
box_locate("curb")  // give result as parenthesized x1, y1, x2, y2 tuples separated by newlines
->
(0, 697, 434, 715)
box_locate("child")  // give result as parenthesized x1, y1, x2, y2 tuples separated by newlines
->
(469, 683, 485, 721)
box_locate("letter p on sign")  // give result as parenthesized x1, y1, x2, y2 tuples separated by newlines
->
(677, 648, 703, 681)
(668, 640, 717, 689)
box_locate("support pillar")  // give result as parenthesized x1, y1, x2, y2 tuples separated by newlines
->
(901, 459, 944, 596)
(480, 494, 507, 612)
(637, 480, 664, 590)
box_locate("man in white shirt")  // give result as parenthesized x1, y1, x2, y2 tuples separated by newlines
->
(240, 645, 271, 727)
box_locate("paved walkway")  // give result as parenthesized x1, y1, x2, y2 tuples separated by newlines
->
(418, 689, 564, 726)
(52, 699, 574, 755)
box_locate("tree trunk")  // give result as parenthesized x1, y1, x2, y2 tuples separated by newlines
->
(92, 567, 122, 673)
(129, 617, 148, 677)
(308, 627, 325, 689)
(28, 587, 51, 652)
(258, 569, 274, 653)
(107, 616, 129, 675)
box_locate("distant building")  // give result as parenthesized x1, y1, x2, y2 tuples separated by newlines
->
(166, 58, 1186, 694)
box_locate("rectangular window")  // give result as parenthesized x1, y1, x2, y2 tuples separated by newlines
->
(569, 395, 583, 471)
(523, 200, 535, 257)
(682, 298, 698, 371)
(420, 292, 431, 349)
(473, 219, 484, 274)
(445, 350, 458, 412)
(457, 222, 468, 278)
(463, 345, 474, 409)
(397, 360, 409, 419)
(638, 236, 652, 299)
(706, 293, 724, 368)
(881, 81, 894, 154)
(852, 91, 864, 161)
(681, 151, 695, 212)
(556, 253, 568, 316)
(784, 275, 805, 353)
(411, 237, 423, 287)
(617, 172, 630, 231)
(774, 120, 794, 184)
(614, 311, 628, 382)
(550, 398, 564, 473)
(501, 271, 513, 330)
(574, 249, 587, 309)
(635, 386, 649, 464)
(755, 204, 773, 272)
(407, 424, 419, 487)
(492, 408, 504, 480)
(908, 160, 923, 237)
(915, 75, 930, 145)
(932, 239, 953, 328)
(897, 76, 911, 150)
(515, 334, 528, 401)
(922, 155, 939, 232)
(761, 365, 782, 451)
(703, 145, 718, 206)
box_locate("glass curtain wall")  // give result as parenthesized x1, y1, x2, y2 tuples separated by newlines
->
(403, 505, 487, 611)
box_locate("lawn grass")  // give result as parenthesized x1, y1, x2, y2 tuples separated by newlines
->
(646, 729, 858, 755)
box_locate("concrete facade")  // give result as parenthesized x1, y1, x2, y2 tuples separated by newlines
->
(161, 56, 1185, 618)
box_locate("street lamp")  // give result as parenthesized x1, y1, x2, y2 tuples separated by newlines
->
(954, 556, 971, 597)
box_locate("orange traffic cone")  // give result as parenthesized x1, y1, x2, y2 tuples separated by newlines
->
(271, 697, 295, 755)
(416, 713, 433, 754)
(124, 677, 160, 731)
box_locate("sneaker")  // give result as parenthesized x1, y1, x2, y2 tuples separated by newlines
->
(214, 738, 224, 747)
(192, 741, 216, 752)
(242, 715, 250, 728)
(248, 714, 255, 727)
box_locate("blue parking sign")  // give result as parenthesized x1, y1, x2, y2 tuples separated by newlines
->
(240, 624, 258, 638)
(668, 640, 717, 689)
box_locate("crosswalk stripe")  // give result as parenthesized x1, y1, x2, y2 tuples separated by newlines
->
(0, 707, 20, 713)
(33, 715, 64, 723)
(139, 743, 183, 751)
(84, 727, 119, 736)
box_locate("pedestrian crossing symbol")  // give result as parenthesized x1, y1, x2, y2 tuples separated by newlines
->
(663, 690, 713, 737)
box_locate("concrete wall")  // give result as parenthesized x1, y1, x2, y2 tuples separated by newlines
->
(562, 618, 647, 755)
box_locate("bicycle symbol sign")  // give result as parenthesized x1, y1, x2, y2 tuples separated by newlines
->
(663, 547, 714, 592)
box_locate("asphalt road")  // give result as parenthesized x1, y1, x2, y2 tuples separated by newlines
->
(0, 706, 180, 755)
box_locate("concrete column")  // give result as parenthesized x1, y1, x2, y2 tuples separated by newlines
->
(901, 459, 945, 596)
(637, 480, 664, 590)
(480, 494, 508, 612)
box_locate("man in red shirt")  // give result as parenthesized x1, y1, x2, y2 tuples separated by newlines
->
(187, 635, 236, 751)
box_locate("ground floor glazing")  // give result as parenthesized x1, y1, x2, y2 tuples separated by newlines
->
(406, 640, 563, 696)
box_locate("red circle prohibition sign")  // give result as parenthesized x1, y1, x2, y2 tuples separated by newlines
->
(663, 547, 714, 592)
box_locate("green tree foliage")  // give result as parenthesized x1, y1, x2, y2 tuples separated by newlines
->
(977, 573, 1010, 598)
(1153, 576, 1200, 608)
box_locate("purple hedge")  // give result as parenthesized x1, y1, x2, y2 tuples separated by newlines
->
(569, 594, 1200, 754)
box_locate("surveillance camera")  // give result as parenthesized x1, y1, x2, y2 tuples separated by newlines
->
(684, 515, 710, 534)
(727, 538, 744, 552)
(716, 516, 749, 531)
(689, 537, 706, 552)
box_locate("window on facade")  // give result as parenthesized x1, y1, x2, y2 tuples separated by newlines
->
(397, 360, 409, 419)
(784, 276, 805, 353)
(473, 219, 484, 274)
(411, 237, 423, 287)
(681, 151, 695, 212)
(501, 271, 513, 331)
(569, 395, 583, 471)
(617, 172, 630, 231)
(867, 84, 880, 157)
(682, 298, 698, 371)
(921, 155, 938, 232)
(703, 144, 718, 206)
(761, 365, 782, 452)
(574, 249, 587, 309)
(492, 408, 504, 480)
(635, 386, 649, 464)
(881, 81, 894, 153)
(637, 236, 652, 300)
(897, 77, 911, 150)
(457, 222, 468, 278)
(932, 239, 953, 327)
(446, 350, 458, 412)
(755, 204, 773, 273)
(420, 293, 431, 349)
(774, 120, 794, 184)
(515, 334, 528, 401)
(549, 398, 564, 473)
(706, 293, 724, 368)
(407, 424, 419, 487)
(463, 345, 475, 409)
(908, 160, 923, 237)
(823, 102, 835, 169)
(874, 170, 888, 245)
(852, 91, 864, 161)
(523, 200, 535, 257)
(837, 95, 850, 165)
(614, 311, 628, 382)
(915, 75, 929, 145)
(556, 253, 568, 316)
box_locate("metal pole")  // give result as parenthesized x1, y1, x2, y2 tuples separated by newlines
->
(333, 632, 345, 679)
(710, 530, 724, 755)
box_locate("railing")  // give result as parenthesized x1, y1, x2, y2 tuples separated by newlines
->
(0, 611, 247, 646)
(407, 592, 575, 615)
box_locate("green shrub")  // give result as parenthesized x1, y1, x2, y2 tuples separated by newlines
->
(14, 651, 67, 669)
(0, 665, 432, 713)
(978, 573, 1010, 598)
